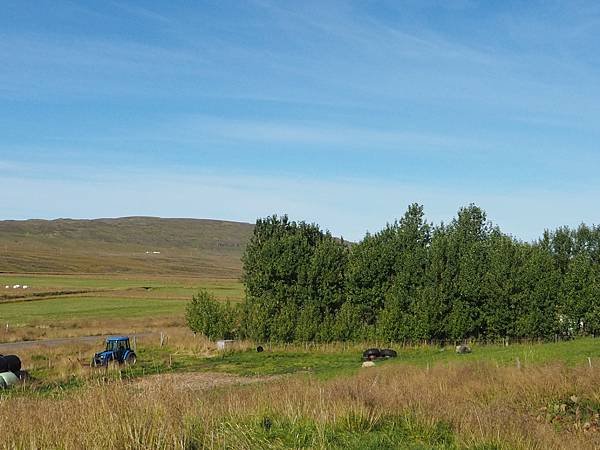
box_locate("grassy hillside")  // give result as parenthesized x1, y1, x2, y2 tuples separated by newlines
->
(0, 217, 253, 277)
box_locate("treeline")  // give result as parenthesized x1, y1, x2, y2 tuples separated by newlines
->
(187, 204, 600, 342)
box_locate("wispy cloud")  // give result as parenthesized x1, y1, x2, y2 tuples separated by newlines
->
(110, 2, 174, 25)
(0, 160, 19, 170)
(155, 116, 484, 152)
(1, 1, 600, 235)
(1, 164, 597, 242)
(2, 0, 600, 128)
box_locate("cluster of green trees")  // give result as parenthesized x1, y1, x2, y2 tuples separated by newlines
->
(187, 204, 600, 342)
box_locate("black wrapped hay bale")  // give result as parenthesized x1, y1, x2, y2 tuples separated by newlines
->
(0, 355, 22, 374)
(380, 348, 397, 358)
(362, 348, 381, 361)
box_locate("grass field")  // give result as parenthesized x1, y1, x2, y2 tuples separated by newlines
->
(0, 295, 187, 322)
(0, 273, 245, 295)
(4, 336, 600, 449)
(0, 273, 243, 342)
(2, 266, 600, 448)
(9, 334, 600, 389)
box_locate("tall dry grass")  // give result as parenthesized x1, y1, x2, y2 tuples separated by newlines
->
(8, 331, 251, 387)
(0, 316, 187, 343)
(2, 362, 600, 449)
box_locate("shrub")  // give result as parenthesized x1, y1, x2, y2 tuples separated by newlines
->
(186, 290, 238, 340)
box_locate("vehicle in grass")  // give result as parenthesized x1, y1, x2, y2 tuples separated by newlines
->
(91, 336, 137, 367)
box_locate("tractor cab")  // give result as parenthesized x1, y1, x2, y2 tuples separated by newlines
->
(106, 336, 129, 353)
(92, 336, 137, 367)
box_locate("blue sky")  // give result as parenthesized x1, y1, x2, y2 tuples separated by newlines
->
(1, 0, 599, 241)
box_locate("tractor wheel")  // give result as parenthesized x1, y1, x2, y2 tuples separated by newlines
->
(125, 353, 137, 366)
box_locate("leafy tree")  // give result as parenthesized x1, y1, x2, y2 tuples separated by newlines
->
(548, 226, 574, 274)
(582, 268, 600, 336)
(238, 207, 600, 343)
(410, 284, 447, 341)
(514, 245, 560, 339)
(573, 224, 600, 264)
(270, 301, 299, 342)
(379, 204, 431, 340)
(347, 203, 430, 329)
(446, 205, 492, 339)
(560, 253, 597, 335)
(316, 312, 337, 342)
(186, 290, 238, 340)
(333, 301, 365, 341)
(241, 215, 347, 342)
(294, 302, 322, 341)
(377, 295, 408, 341)
(481, 232, 523, 339)
(307, 234, 348, 313)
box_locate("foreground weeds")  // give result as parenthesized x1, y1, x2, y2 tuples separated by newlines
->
(2, 362, 600, 449)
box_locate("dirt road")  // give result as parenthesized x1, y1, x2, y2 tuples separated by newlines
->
(0, 333, 154, 352)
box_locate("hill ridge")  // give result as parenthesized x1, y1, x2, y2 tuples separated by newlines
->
(0, 217, 254, 277)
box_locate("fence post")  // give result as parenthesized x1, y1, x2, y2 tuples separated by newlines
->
(588, 357, 593, 369)
(516, 357, 521, 370)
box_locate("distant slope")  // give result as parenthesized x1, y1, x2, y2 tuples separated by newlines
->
(0, 217, 254, 277)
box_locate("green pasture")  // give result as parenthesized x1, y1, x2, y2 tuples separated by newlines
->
(0, 274, 243, 328)
(0, 274, 152, 290)
(234, 338, 600, 373)
(120, 337, 600, 382)
(0, 296, 188, 325)
(393, 338, 600, 368)
(142, 283, 243, 301)
(193, 338, 600, 378)
(9, 336, 600, 404)
(0, 274, 243, 298)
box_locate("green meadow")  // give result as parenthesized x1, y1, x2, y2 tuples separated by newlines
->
(0, 273, 243, 341)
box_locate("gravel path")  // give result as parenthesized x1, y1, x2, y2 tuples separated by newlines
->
(0, 332, 154, 352)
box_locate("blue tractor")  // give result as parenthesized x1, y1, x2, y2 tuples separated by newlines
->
(92, 336, 137, 367)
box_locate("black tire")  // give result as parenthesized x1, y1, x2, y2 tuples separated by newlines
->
(362, 348, 381, 360)
(256, 346, 264, 353)
(125, 353, 137, 366)
(91, 357, 104, 368)
(380, 349, 397, 358)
